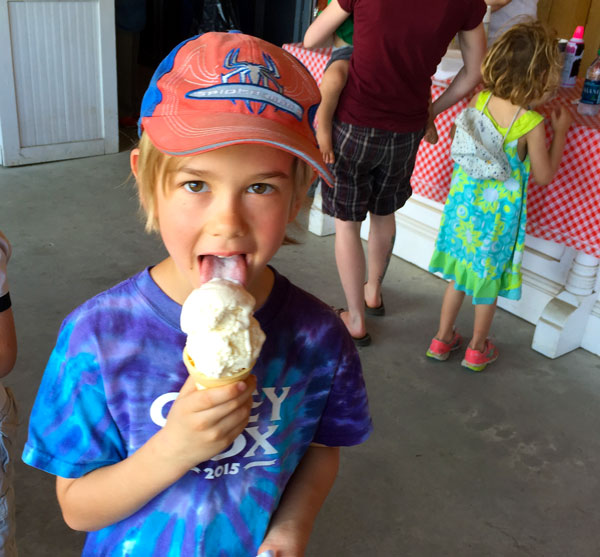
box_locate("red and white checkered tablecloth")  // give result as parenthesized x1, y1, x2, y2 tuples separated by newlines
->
(283, 43, 332, 86)
(283, 43, 600, 258)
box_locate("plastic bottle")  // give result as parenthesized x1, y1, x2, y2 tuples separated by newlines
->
(578, 48, 600, 116)
(560, 26, 585, 88)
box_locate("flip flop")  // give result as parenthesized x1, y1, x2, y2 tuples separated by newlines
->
(352, 332, 372, 347)
(334, 308, 372, 347)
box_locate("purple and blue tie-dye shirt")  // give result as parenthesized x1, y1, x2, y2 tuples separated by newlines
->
(23, 267, 372, 556)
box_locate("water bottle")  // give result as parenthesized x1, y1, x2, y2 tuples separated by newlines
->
(578, 48, 600, 116)
(561, 26, 585, 87)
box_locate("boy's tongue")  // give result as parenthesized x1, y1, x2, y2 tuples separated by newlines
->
(199, 255, 247, 286)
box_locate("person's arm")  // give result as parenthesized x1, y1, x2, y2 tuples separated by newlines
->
(527, 107, 572, 186)
(432, 23, 486, 117)
(316, 59, 350, 162)
(303, 0, 351, 49)
(485, 0, 512, 12)
(0, 307, 16, 377)
(56, 375, 256, 531)
(424, 96, 439, 144)
(0, 231, 16, 377)
(256, 444, 340, 556)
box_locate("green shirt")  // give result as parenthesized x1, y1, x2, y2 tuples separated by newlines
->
(325, 0, 353, 45)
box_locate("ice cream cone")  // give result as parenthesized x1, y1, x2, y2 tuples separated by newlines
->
(182, 347, 252, 390)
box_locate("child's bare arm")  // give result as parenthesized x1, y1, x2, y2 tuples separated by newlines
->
(485, 0, 512, 12)
(56, 375, 256, 531)
(432, 23, 486, 117)
(0, 231, 16, 376)
(257, 444, 340, 556)
(316, 60, 349, 163)
(303, 0, 351, 49)
(527, 107, 572, 186)
(0, 309, 16, 377)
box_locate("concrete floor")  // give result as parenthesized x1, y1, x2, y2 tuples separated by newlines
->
(1, 146, 600, 556)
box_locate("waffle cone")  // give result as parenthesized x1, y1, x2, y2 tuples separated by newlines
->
(182, 347, 252, 389)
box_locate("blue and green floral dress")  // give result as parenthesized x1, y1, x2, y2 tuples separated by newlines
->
(429, 91, 544, 304)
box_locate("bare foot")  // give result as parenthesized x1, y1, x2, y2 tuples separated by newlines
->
(338, 309, 367, 339)
(363, 283, 382, 310)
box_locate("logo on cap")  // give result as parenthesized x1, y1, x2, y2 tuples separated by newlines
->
(186, 48, 304, 121)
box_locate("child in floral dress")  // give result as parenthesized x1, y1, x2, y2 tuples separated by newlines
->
(427, 21, 572, 371)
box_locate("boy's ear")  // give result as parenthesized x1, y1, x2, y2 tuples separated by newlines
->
(130, 148, 150, 214)
(130, 148, 140, 180)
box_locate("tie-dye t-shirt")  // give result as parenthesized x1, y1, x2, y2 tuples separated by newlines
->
(23, 267, 372, 556)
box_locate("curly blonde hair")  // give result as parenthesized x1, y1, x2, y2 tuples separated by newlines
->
(134, 133, 315, 233)
(482, 20, 562, 107)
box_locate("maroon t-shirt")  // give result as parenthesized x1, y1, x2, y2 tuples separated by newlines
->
(336, 0, 486, 132)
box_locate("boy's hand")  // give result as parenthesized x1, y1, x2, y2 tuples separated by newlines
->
(551, 106, 573, 135)
(158, 374, 257, 473)
(257, 522, 308, 557)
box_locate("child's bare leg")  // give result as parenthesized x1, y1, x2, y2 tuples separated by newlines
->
(365, 213, 395, 308)
(470, 300, 497, 351)
(316, 60, 349, 164)
(435, 281, 465, 342)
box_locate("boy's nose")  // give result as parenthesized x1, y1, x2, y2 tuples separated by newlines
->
(205, 198, 246, 239)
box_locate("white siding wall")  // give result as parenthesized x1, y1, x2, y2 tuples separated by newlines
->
(0, 0, 117, 166)
(9, 2, 103, 147)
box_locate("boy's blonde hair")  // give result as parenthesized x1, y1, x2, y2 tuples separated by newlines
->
(135, 133, 315, 233)
(482, 20, 562, 107)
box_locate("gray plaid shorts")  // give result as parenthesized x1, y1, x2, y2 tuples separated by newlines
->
(322, 119, 424, 221)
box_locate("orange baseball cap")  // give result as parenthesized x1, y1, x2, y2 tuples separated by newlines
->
(139, 31, 333, 186)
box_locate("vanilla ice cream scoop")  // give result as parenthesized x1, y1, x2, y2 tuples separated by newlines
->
(180, 278, 265, 389)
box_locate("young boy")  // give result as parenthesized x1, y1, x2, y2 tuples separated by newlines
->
(22, 32, 372, 556)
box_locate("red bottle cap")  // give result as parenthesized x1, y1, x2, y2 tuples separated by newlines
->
(573, 26, 585, 40)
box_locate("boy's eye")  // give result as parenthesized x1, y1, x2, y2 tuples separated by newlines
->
(247, 183, 274, 195)
(183, 181, 209, 193)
